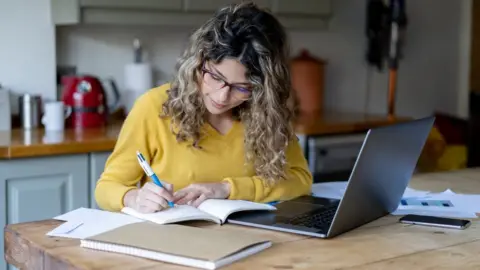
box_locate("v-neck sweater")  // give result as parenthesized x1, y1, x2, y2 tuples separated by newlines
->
(94, 83, 313, 212)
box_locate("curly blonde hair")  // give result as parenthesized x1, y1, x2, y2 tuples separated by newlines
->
(162, 1, 295, 183)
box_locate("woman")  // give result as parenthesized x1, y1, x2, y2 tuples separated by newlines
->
(95, 1, 313, 213)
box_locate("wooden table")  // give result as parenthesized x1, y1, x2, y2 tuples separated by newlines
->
(5, 168, 480, 269)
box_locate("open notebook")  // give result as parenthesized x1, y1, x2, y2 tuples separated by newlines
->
(80, 222, 272, 269)
(121, 199, 276, 225)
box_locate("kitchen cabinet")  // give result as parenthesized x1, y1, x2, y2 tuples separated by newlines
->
(80, 0, 183, 10)
(184, 0, 270, 11)
(88, 151, 112, 209)
(273, 0, 331, 16)
(0, 154, 89, 270)
(0, 152, 114, 270)
(50, 0, 333, 30)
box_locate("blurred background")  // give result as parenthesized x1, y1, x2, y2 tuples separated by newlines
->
(1, 1, 480, 268)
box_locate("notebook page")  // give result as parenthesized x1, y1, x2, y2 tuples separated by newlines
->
(121, 205, 221, 224)
(198, 199, 276, 223)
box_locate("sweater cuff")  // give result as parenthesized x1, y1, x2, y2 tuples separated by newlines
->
(223, 177, 256, 201)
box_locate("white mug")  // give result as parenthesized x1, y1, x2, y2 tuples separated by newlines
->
(41, 101, 72, 131)
(42, 131, 65, 144)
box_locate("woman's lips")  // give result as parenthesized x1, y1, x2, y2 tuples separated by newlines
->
(211, 98, 227, 109)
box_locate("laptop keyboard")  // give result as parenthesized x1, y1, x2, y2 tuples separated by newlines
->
(286, 204, 338, 229)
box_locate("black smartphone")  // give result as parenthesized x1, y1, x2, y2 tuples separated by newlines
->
(399, 214, 471, 230)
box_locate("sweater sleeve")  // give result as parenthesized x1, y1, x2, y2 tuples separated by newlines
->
(223, 138, 313, 203)
(94, 92, 161, 212)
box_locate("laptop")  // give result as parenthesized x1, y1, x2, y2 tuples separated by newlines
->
(227, 116, 435, 238)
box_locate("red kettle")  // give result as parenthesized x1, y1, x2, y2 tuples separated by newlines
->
(61, 75, 120, 128)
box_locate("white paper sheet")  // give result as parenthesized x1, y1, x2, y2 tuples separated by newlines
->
(403, 187, 432, 198)
(311, 181, 430, 200)
(397, 188, 480, 217)
(311, 182, 479, 218)
(54, 207, 121, 222)
(48, 220, 85, 235)
(47, 207, 143, 239)
(311, 181, 348, 200)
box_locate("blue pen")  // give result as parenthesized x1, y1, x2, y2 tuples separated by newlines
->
(136, 151, 175, 208)
(267, 201, 280, 206)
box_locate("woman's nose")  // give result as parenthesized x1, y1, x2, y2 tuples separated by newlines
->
(217, 86, 230, 102)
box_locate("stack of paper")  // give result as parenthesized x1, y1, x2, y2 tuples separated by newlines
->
(311, 182, 480, 219)
(393, 189, 480, 218)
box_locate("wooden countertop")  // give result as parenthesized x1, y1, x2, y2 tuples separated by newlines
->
(4, 168, 480, 269)
(294, 111, 411, 135)
(0, 124, 122, 159)
(0, 111, 411, 159)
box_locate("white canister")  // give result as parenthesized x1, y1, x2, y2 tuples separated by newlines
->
(41, 101, 72, 131)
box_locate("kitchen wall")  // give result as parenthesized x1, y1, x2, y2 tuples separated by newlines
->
(0, 0, 56, 114)
(0, 0, 472, 119)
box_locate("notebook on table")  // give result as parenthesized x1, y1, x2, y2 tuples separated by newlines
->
(80, 222, 272, 269)
(121, 199, 276, 225)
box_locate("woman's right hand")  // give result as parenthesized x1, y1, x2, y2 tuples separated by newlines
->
(124, 182, 174, 213)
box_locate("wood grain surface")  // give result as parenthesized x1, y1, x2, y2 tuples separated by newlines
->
(4, 168, 480, 269)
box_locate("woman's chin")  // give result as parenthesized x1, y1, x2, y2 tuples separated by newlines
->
(204, 97, 230, 115)
(205, 104, 229, 115)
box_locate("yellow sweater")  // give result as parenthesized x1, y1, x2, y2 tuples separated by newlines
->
(95, 84, 313, 211)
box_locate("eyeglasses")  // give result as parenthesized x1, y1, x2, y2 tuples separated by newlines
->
(201, 67, 252, 101)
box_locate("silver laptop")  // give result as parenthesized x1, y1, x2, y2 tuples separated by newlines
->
(227, 117, 435, 238)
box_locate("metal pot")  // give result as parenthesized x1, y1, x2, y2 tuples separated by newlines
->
(19, 94, 42, 129)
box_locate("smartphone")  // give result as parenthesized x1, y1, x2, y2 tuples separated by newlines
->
(399, 214, 471, 230)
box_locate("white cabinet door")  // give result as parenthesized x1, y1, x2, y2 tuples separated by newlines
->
(0, 154, 89, 270)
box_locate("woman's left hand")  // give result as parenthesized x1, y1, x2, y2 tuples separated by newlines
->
(173, 182, 231, 207)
